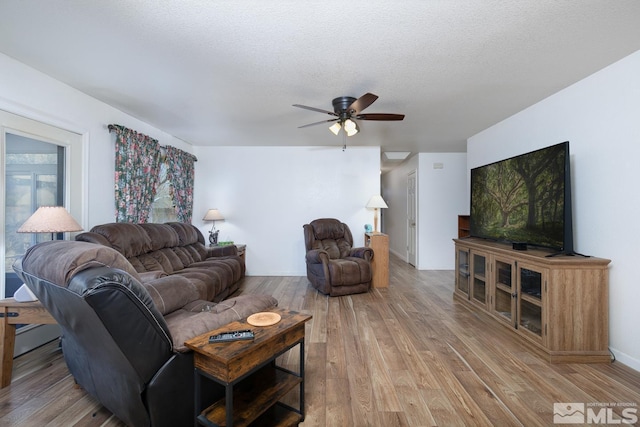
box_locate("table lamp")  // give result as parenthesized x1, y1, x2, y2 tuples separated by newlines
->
(15, 206, 83, 301)
(366, 195, 388, 233)
(203, 208, 225, 245)
(17, 206, 83, 239)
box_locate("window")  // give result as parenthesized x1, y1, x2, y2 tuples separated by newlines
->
(148, 160, 178, 223)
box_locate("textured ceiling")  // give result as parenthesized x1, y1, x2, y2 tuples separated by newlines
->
(1, 1, 640, 169)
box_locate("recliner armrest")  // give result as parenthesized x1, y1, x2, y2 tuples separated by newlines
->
(350, 246, 374, 261)
(306, 249, 329, 264)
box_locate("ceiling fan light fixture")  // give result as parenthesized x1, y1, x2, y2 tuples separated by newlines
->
(343, 119, 359, 136)
(329, 122, 341, 135)
(343, 118, 356, 131)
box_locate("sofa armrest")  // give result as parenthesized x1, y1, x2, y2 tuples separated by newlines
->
(207, 245, 238, 258)
(350, 246, 374, 261)
(306, 249, 329, 264)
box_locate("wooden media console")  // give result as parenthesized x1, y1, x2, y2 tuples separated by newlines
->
(454, 238, 610, 363)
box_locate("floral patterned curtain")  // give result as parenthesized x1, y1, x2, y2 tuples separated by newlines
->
(165, 145, 198, 223)
(109, 124, 162, 223)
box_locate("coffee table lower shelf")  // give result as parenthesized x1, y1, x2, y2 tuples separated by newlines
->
(197, 365, 302, 427)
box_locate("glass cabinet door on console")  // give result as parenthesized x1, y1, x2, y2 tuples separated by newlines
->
(491, 257, 515, 326)
(517, 262, 546, 343)
(455, 248, 470, 299)
(470, 252, 488, 307)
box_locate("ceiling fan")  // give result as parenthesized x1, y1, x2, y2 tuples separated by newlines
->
(293, 93, 405, 137)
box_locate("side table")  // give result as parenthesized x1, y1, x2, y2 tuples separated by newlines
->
(365, 232, 390, 288)
(0, 298, 56, 388)
(185, 308, 312, 426)
(235, 244, 246, 262)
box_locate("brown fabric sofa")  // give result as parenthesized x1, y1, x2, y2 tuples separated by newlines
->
(75, 222, 243, 302)
(13, 237, 277, 427)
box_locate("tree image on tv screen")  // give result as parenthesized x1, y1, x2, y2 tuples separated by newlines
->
(471, 144, 565, 248)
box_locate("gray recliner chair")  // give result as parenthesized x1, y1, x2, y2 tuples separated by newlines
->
(303, 218, 374, 296)
(13, 240, 277, 427)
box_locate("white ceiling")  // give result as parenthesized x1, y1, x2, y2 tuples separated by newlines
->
(2, 1, 640, 168)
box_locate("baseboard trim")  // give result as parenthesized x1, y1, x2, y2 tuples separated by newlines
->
(15, 324, 61, 357)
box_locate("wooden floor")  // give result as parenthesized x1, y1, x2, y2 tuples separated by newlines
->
(1, 255, 639, 426)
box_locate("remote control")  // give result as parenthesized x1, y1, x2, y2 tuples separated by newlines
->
(208, 329, 255, 343)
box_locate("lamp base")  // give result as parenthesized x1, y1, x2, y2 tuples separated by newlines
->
(374, 208, 379, 233)
(209, 230, 220, 245)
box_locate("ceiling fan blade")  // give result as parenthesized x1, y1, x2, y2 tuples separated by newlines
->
(298, 118, 339, 128)
(348, 93, 378, 114)
(356, 113, 405, 121)
(292, 104, 337, 116)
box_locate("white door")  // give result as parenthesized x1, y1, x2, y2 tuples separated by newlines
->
(407, 170, 417, 266)
(1, 109, 83, 356)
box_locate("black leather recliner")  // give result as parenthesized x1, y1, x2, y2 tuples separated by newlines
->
(303, 218, 374, 296)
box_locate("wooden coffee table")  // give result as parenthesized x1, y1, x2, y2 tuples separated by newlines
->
(184, 308, 312, 427)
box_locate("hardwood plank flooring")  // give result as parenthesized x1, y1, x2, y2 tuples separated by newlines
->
(1, 255, 639, 426)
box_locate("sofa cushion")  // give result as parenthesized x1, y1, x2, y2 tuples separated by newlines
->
(74, 231, 113, 248)
(163, 294, 278, 352)
(313, 238, 351, 259)
(328, 257, 372, 286)
(167, 222, 202, 245)
(137, 253, 166, 272)
(310, 219, 347, 240)
(90, 223, 153, 258)
(306, 218, 354, 259)
(143, 275, 200, 315)
(158, 248, 185, 271)
(139, 223, 180, 250)
(144, 249, 182, 274)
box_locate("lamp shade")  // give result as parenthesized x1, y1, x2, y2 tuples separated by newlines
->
(203, 209, 225, 221)
(366, 195, 388, 209)
(329, 122, 341, 135)
(17, 206, 83, 233)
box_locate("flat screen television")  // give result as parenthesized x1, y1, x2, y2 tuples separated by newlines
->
(470, 141, 575, 255)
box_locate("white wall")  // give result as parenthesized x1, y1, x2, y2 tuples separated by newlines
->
(192, 146, 382, 275)
(382, 153, 467, 270)
(468, 50, 640, 371)
(417, 153, 467, 269)
(0, 52, 193, 230)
